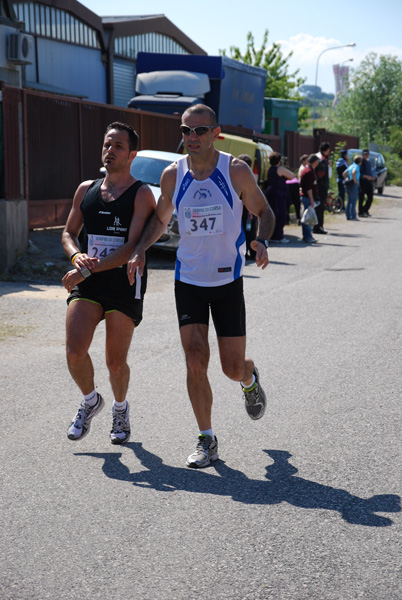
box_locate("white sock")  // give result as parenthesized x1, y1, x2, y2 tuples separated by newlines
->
(241, 374, 255, 390)
(200, 428, 214, 439)
(113, 399, 127, 412)
(83, 390, 97, 407)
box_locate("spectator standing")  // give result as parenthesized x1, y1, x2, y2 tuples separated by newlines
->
(345, 155, 363, 221)
(336, 149, 348, 211)
(239, 153, 258, 259)
(297, 154, 309, 179)
(264, 152, 295, 243)
(314, 142, 331, 235)
(358, 149, 375, 217)
(299, 154, 320, 244)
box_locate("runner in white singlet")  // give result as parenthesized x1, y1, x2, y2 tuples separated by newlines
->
(127, 104, 276, 468)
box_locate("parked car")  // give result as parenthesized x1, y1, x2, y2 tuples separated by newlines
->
(130, 150, 181, 250)
(100, 149, 181, 250)
(347, 149, 387, 194)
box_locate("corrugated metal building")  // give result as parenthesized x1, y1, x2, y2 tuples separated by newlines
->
(12, 1, 206, 105)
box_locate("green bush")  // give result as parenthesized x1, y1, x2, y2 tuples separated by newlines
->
(382, 151, 402, 186)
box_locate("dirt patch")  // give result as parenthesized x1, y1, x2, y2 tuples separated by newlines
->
(2, 227, 70, 284)
(1, 227, 176, 285)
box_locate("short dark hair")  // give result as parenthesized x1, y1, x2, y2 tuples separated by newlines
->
(182, 103, 218, 126)
(340, 149, 347, 156)
(238, 154, 253, 168)
(105, 122, 139, 152)
(362, 149, 370, 154)
(308, 154, 319, 164)
(320, 142, 331, 152)
(269, 151, 282, 166)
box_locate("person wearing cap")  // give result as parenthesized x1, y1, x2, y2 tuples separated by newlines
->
(336, 149, 349, 211)
(358, 149, 375, 217)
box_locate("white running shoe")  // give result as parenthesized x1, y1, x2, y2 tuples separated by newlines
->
(186, 435, 219, 468)
(67, 393, 105, 441)
(110, 402, 131, 445)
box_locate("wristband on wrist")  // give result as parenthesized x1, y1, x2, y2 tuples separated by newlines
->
(255, 237, 269, 248)
(70, 251, 81, 265)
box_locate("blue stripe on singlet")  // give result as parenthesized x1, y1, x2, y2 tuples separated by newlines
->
(209, 169, 233, 209)
(175, 171, 194, 212)
(234, 228, 246, 279)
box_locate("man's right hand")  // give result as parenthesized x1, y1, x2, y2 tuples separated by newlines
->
(127, 248, 146, 284)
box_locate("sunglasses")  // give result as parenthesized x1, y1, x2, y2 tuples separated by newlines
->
(180, 125, 216, 136)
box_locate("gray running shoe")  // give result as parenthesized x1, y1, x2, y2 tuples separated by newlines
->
(110, 402, 131, 445)
(186, 435, 219, 468)
(67, 393, 104, 441)
(242, 367, 267, 420)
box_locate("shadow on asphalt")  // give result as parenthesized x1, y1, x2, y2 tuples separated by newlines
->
(75, 445, 400, 527)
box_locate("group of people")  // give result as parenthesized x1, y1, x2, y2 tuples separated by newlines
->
(336, 148, 375, 220)
(260, 144, 376, 244)
(61, 110, 377, 467)
(62, 106, 275, 469)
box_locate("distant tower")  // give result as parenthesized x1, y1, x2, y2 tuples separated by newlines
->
(332, 64, 350, 106)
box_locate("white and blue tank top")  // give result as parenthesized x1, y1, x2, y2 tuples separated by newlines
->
(172, 152, 246, 287)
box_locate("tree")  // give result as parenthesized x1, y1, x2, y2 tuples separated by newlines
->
(221, 30, 305, 100)
(334, 53, 402, 147)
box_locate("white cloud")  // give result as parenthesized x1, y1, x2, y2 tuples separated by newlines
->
(269, 33, 402, 91)
(278, 34, 357, 66)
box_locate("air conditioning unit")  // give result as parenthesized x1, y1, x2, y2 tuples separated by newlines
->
(7, 32, 35, 65)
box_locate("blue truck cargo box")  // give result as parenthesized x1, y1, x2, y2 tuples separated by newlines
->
(133, 53, 267, 132)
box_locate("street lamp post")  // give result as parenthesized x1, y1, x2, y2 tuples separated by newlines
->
(312, 42, 356, 132)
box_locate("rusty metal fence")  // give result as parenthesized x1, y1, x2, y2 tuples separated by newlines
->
(1, 83, 359, 229)
(1, 84, 182, 227)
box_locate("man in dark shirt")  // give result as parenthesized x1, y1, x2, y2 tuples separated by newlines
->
(61, 122, 156, 445)
(300, 154, 320, 243)
(314, 142, 331, 234)
(336, 149, 348, 211)
(358, 149, 375, 217)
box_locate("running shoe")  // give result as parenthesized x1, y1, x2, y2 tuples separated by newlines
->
(67, 393, 104, 441)
(110, 402, 131, 445)
(186, 435, 218, 468)
(242, 367, 267, 420)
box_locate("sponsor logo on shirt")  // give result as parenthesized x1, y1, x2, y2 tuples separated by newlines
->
(193, 188, 212, 201)
(215, 174, 229, 198)
(106, 216, 127, 233)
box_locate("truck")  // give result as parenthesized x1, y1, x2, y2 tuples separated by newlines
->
(128, 52, 267, 132)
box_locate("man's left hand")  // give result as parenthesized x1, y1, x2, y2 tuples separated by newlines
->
(62, 268, 84, 292)
(250, 240, 269, 270)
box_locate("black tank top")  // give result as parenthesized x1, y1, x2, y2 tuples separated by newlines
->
(77, 178, 148, 301)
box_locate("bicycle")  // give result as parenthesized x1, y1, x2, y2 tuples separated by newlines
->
(325, 189, 343, 213)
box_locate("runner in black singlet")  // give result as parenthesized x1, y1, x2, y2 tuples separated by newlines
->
(62, 122, 155, 445)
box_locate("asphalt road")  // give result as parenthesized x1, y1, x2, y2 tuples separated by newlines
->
(1, 187, 401, 600)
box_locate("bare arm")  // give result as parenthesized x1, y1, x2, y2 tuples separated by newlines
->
(277, 165, 296, 180)
(62, 180, 93, 264)
(127, 165, 176, 283)
(231, 158, 275, 270)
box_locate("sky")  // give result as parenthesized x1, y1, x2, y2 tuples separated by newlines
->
(80, 0, 402, 95)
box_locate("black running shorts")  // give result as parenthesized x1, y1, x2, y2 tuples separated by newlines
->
(174, 277, 246, 337)
(67, 286, 143, 326)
